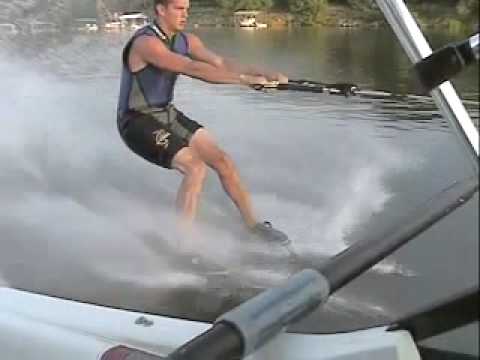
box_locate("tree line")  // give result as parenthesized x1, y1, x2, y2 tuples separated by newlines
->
(109, 0, 478, 15)
(206, 0, 478, 25)
(209, 0, 478, 11)
(72, 0, 478, 26)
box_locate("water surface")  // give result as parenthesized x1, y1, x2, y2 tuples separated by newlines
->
(0, 26, 478, 354)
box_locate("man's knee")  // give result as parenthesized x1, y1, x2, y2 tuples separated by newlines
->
(190, 160, 207, 182)
(213, 152, 236, 177)
(174, 149, 208, 181)
(184, 155, 208, 183)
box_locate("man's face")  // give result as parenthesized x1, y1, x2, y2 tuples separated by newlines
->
(157, 0, 190, 32)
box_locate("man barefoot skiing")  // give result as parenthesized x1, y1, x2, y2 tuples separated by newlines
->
(117, 0, 289, 243)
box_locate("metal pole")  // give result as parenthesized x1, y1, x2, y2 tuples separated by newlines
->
(375, 0, 479, 168)
(320, 177, 478, 292)
(389, 286, 479, 342)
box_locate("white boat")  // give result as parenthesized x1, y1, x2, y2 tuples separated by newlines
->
(236, 10, 268, 29)
(0, 23, 18, 37)
(239, 17, 257, 27)
(239, 18, 268, 29)
(0, 287, 420, 360)
(119, 12, 149, 31)
(104, 21, 123, 32)
(28, 21, 58, 35)
(0, 1, 478, 359)
(103, 13, 149, 32)
(75, 18, 99, 32)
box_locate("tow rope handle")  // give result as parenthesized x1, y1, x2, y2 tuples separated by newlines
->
(252, 79, 359, 97)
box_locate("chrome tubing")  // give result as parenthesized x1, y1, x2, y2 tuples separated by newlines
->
(470, 33, 479, 61)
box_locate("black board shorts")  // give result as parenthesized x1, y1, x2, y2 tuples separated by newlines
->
(119, 105, 203, 169)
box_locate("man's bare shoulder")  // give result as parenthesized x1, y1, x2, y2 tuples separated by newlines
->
(132, 34, 168, 54)
(185, 33, 204, 47)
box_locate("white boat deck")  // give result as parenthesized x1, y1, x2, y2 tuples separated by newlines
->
(0, 287, 420, 360)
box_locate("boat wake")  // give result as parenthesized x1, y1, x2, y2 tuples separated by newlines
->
(0, 51, 420, 330)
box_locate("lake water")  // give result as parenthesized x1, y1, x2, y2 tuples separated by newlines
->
(0, 27, 478, 354)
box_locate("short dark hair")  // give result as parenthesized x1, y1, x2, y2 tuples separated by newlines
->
(154, 0, 170, 14)
(154, 0, 172, 14)
(154, 0, 170, 6)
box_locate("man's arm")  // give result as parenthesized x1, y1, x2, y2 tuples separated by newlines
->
(132, 35, 266, 86)
(187, 33, 288, 83)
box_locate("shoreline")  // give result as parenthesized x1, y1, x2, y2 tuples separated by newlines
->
(188, 4, 478, 32)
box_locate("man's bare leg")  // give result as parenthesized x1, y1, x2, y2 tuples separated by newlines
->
(171, 147, 208, 228)
(189, 129, 258, 228)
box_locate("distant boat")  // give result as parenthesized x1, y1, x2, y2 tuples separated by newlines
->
(235, 10, 268, 29)
(239, 17, 256, 27)
(118, 12, 149, 31)
(104, 21, 122, 32)
(28, 21, 58, 35)
(0, 23, 18, 36)
(103, 12, 149, 32)
(75, 18, 99, 32)
(239, 17, 268, 29)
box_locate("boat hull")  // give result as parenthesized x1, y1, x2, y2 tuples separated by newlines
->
(0, 287, 420, 359)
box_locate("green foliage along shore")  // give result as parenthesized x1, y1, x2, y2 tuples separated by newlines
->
(201, 0, 479, 27)
(1, 0, 476, 29)
(70, 0, 478, 29)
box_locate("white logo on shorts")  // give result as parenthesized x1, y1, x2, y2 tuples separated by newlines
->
(153, 129, 171, 149)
